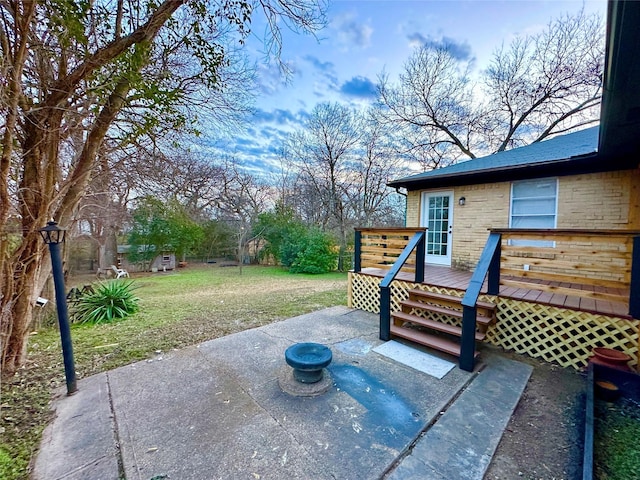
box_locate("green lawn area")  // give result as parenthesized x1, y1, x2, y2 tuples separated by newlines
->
(1, 265, 347, 480)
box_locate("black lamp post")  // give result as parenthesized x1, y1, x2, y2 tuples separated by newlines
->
(39, 220, 77, 395)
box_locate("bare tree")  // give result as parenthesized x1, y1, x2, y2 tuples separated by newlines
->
(0, 0, 328, 376)
(378, 46, 480, 165)
(127, 149, 227, 219)
(484, 9, 604, 150)
(286, 102, 362, 270)
(283, 104, 406, 266)
(74, 163, 132, 272)
(378, 8, 604, 166)
(346, 109, 406, 227)
(215, 160, 274, 269)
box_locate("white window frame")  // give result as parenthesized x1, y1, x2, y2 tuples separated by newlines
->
(509, 178, 558, 247)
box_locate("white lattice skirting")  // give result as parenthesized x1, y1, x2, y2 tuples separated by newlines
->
(349, 272, 639, 370)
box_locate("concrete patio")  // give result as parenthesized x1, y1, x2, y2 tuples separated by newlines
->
(33, 306, 532, 480)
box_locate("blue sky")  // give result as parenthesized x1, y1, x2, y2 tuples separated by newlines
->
(207, 0, 608, 175)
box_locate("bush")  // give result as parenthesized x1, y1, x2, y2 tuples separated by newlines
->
(286, 230, 338, 274)
(72, 280, 139, 324)
(256, 206, 306, 265)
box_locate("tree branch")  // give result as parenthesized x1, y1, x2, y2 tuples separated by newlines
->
(42, 0, 185, 112)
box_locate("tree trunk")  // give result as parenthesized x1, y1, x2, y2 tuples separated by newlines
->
(0, 0, 183, 374)
(1, 235, 45, 376)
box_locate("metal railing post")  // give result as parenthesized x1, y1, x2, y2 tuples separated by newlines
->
(415, 232, 425, 283)
(459, 305, 477, 372)
(354, 230, 362, 272)
(380, 285, 391, 341)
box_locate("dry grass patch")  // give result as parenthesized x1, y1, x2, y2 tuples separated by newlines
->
(1, 264, 347, 480)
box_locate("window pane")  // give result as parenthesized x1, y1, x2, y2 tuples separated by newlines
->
(511, 179, 557, 229)
(511, 215, 555, 228)
(512, 198, 555, 215)
(512, 179, 557, 198)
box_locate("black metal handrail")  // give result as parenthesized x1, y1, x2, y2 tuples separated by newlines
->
(459, 232, 501, 371)
(379, 230, 426, 341)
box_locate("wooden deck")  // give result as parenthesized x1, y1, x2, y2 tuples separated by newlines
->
(359, 265, 632, 319)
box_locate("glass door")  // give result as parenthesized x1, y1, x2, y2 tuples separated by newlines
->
(421, 191, 453, 266)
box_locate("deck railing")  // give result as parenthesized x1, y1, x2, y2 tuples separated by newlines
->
(353, 227, 640, 373)
(488, 229, 640, 317)
(461, 229, 640, 370)
(459, 232, 501, 371)
(354, 228, 427, 342)
(354, 228, 427, 277)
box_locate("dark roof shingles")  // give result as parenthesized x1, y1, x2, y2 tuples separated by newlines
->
(392, 126, 599, 184)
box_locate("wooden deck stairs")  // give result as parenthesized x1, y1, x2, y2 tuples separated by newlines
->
(390, 289, 497, 358)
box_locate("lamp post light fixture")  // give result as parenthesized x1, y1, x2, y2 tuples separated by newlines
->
(39, 220, 78, 395)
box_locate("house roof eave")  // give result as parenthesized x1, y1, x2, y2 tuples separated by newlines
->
(598, 0, 640, 157)
(387, 151, 638, 191)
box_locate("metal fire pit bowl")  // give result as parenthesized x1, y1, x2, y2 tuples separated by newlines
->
(285, 343, 332, 384)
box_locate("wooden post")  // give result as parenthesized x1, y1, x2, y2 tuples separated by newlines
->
(488, 233, 501, 295)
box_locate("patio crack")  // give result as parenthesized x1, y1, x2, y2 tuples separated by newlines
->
(105, 372, 128, 480)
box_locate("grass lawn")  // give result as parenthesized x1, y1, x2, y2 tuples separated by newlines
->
(595, 395, 640, 479)
(0, 264, 347, 480)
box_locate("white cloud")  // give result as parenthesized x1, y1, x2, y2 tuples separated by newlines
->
(331, 12, 373, 50)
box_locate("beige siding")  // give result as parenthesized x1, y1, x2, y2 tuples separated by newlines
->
(404, 168, 640, 270)
(451, 183, 510, 270)
(557, 170, 638, 228)
(406, 190, 421, 226)
(632, 170, 640, 228)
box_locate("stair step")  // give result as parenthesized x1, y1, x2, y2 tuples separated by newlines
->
(400, 299, 493, 326)
(408, 289, 497, 313)
(390, 324, 479, 358)
(392, 311, 486, 341)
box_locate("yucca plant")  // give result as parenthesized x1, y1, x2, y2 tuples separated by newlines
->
(72, 280, 139, 324)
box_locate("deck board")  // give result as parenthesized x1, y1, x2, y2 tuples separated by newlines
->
(357, 265, 632, 319)
(563, 295, 581, 309)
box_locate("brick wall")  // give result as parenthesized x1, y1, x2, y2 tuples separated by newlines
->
(557, 170, 638, 228)
(404, 168, 640, 270)
(450, 183, 510, 270)
(406, 190, 420, 226)
(632, 169, 640, 228)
